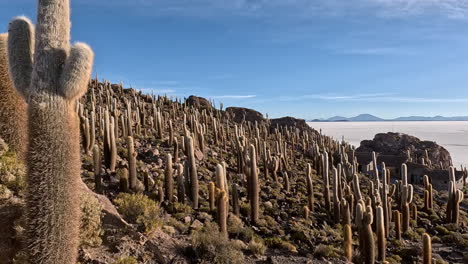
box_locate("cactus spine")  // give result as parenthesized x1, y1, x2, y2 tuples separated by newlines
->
(7, 0, 94, 261)
(250, 144, 259, 224)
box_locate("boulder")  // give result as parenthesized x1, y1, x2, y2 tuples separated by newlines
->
(270, 116, 308, 131)
(356, 132, 452, 169)
(186, 95, 213, 110)
(225, 107, 264, 123)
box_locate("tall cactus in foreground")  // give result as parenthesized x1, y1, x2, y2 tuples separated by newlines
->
(376, 206, 386, 262)
(0, 33, 28, 158)
(7, 0, 94, 261)
(422, 233, 432, 264)
(343, 224, 352, 262)
(361, 206, 375, 264)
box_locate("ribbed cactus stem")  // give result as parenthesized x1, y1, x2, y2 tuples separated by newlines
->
(232, 183, 240, 216)
(332, 167, 341, 224)
(186, 135, 198, 208)
(208, 181, 215, 211)
(323, 152, 331, 212)
(401, 184, 413, 232)
(376, 206, 386, 262)
(7, 0, 94, 261)
(343, 224, 352, 262)
(306, 163, 314, 212)
(217, 190, 228, 238)
(353, 174, 362, 202)
(127, 136, 137, 190)
(109, 116, 117, 172)
(93, 144, 102, 194)
(250, 144, 259, 225)
(119, 168, 129, 193)
(381, 163, 389, 238)
(176, 163, 185, 204)
(422, 233, 432, 264)
(165, 153, 173, 203)
(303, 205, 310, 220)
(394, 210, 401, 240)
(362, 206, 375, 264)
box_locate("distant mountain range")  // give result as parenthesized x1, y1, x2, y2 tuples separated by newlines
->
(310, 114, 468, 122)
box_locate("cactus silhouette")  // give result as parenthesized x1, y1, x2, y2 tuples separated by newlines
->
(0, 33, 27, 158)
(7, 0, 94, 262)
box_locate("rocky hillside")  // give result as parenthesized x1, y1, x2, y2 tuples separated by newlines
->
(0, 79, 467, 264)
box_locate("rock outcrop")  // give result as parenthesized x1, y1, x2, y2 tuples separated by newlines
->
(226, 107, 264, 123)
(357, 132, 452, 169)
(186, 95, 213, 110)
(270, 116, 308, 131)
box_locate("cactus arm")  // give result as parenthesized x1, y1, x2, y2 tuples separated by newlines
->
(7, 16, 34, 98)
(407, 184, 413, 204)
(456, 190, 464, 203)
(59, 43, 93, 100)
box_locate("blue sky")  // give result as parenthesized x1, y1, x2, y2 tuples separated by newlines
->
(2, 0, 468, 119)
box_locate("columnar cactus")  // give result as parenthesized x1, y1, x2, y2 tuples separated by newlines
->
(0, 33, 27, 159)
(306, 163, 314, 212)
(127, 136, 137, 190)
(303, 205, 310, 220)
(186, 135, 198, 208)
(361, 206, 375, 264)
(322, 152, 331, 212)
(7, 0, 94, 261)
(423, 175, 433, 211)
(422, 233, 432, 264)
(176, 163, 185, 203)
(376, 206, 386, 262)
(447, 167, 464, 224)
(332, 167, 341, 223)
(393, 210, 401, 240)
(217, 190, 228, 238)
(232, 183, 240, 216)
(401, 184, 413, 232)
(381, 163, 390, 238)
(250, 144, 259, 224)
(93, 144, 102, 194)
(343, 224, 352, 262)
(208, 181, 215, 211)
(165, 153, 173, 203)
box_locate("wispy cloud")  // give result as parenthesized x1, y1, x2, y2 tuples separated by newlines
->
(335, 47, 417, 56)
(79, 0, 468, 19)
(139, 87, 176, 94)
(209, 95, 256, 99)
(280, 93, 468, 103)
